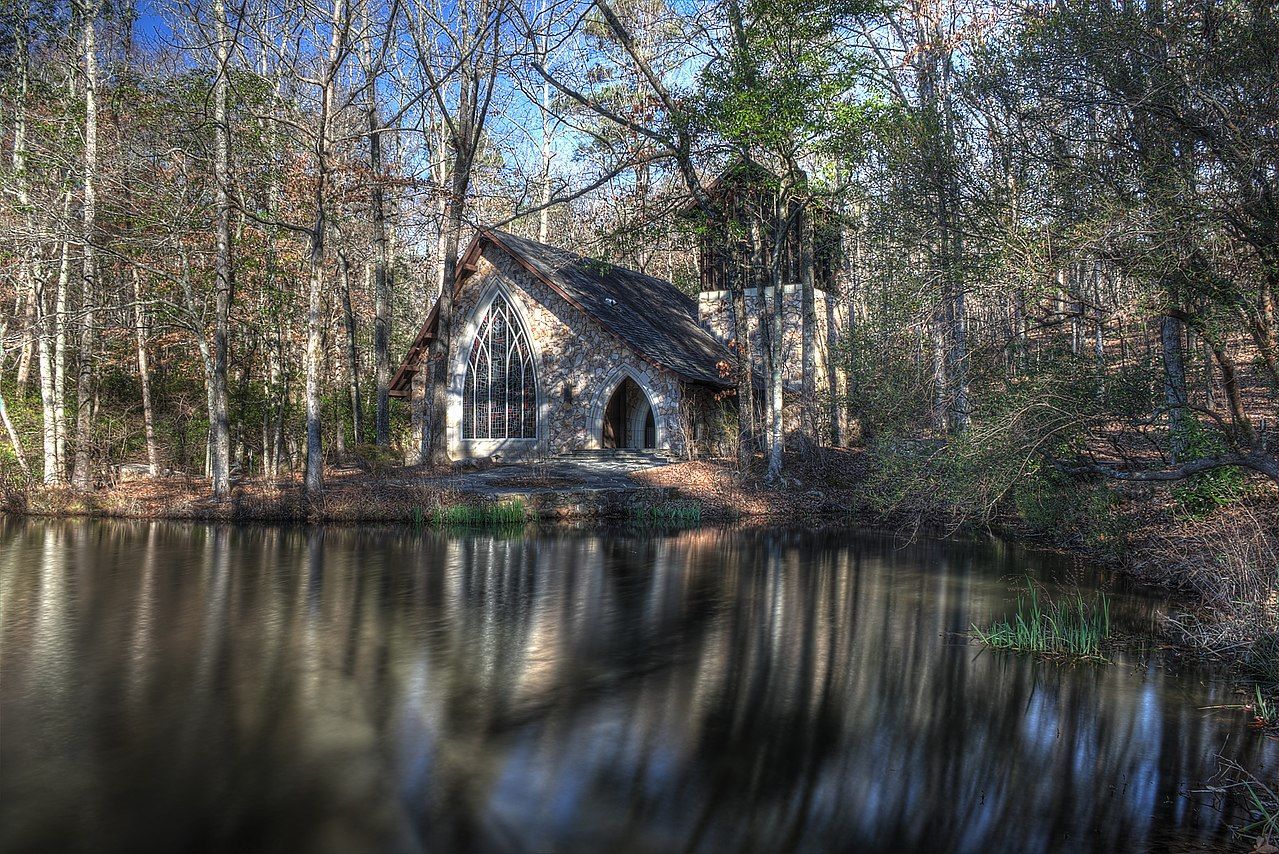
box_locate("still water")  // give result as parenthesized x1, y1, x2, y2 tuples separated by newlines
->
(1, 520, 1274, 853)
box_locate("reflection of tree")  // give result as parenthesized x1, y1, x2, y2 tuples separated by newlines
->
(0, 521, 1274, 853)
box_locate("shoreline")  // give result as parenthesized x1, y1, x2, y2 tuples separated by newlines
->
(4, 455, 1275, 688)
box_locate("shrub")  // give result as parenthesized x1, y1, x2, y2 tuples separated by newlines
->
(1013, 471, 1127, 556)
(1170, 421, 1247, 519)
(0, 448, 31, 514)
(349, 443, 402, 475)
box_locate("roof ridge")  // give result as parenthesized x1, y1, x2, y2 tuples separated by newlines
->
(483, 228, 731, 387)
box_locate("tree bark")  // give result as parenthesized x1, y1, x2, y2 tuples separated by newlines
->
(15, 286, 35, 394)
(71, 0, 99, 491)
(53, 193, 71, 479)
(1160, 313, 1189, 463)
(766, 256, 785, 481)
(14, 14, 56, 482)
(209, 0, 234, 497)
(0, 387, 31, 480)
(729, 244, 755, 471)
(0, 317, 32, 478)
(799, 204, 818, 439)
(303, 0, 347, 494)
(765, 199, 789, 482)
(36, 279, 58, 483)
(364, 17, 392, 447)
(337, 247, 363, 446)
(131, 267, 159, 474)
(304, 177, 329, 493)
(424, 6, 500, 467)
(428, 170, 465, 466)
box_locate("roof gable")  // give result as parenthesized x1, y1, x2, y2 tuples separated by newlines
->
(391, 229, 734, 395)
(483, 230, 732, 387)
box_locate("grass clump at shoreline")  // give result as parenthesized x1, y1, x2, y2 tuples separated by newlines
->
(1209, 757, 1278, 847)
(426, 499, 528, 527)
(973, 580, 1111, 659)
(630, 500, 702, 526)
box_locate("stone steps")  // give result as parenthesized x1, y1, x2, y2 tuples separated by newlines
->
(559, 449, 676, 469)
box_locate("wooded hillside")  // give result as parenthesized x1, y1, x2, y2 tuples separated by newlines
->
(1, 0, 1275, 507)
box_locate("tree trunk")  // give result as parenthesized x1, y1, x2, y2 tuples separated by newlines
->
(370, 148, 392, 449)
(0, 318, 32, 478)
(131, 267, 159, 474)
(537, 0, 554, 245)
(823, 292, 842, 447)
(304, 210, 328, 493)
(303, 0, 347, 494)
(366, 37, 392, 446)
(1161, 313, 1189, 463)
(428, 48, 484, 467)
(36, 278, 58, 483)
(799, 205, 818, 440)
(209, 0, 234, 498)
(72, 0, 99, 491)
(766, 256, 785, 482)
(0, 389, 30, 480)
(15, 286, 35, 394)
(11, 6, 34, 399)
(757, 231, 776, 456)
(428, 179, 464, 466)
(930, 306, 947, 432)
(942, 177, 968, 433)
(53, 194, 71, 479)
(15, 14, 55, 482)
(337, 248, 363, 446)
(729, 250, 755, 471)
(1239, 284, 1279, 387)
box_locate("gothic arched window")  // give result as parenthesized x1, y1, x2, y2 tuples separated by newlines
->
(462, 293, 538, 439)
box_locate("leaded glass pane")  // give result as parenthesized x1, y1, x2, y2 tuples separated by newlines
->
(463, 293, 537, 441)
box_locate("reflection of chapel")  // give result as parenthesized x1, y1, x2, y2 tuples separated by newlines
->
(391, 173, 844, 460)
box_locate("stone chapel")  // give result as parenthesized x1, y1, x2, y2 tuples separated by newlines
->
(390, 175, 845, 460)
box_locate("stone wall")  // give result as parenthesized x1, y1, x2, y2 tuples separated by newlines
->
(697, 285, 846, 440)
(411, 248, 687, 460)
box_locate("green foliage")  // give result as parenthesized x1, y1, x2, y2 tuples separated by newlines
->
(0, 440, 33, 513)
(1170, 422, 1247, 519)
(846, 327, 936, 440)
(429, 500, 528, 528)
(630, 500, 702, 526)
(1013, 473, 1126, 557)
(973, 580, 1111, 660)
(1242, 632, 1279, 690)
(1252, 686, 1277, 729)
(697, 0, 879, 172)
(349, 443, 401, 475)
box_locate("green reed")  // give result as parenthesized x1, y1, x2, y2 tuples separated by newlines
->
(630, 501, 702, 526)
(972, 580, 1111, 659)
(429, 499, 528, 527)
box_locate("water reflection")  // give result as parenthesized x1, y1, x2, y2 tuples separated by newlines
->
(1, 520, 1273, 853)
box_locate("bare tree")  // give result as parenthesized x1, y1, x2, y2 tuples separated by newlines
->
(71, 0, 101, 490)
(360, 0, 395, 447)
(209, 0, 235, 496)
(406, 0, 507, 465)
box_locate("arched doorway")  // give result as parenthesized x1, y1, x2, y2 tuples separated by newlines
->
(601, 377, 656, 450)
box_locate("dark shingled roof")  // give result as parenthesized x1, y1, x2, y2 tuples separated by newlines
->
(484, 230, 733, 387)
(390, 229, 735, 395)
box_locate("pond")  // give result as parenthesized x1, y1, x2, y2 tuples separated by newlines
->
(1, 520, 1274, 853)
